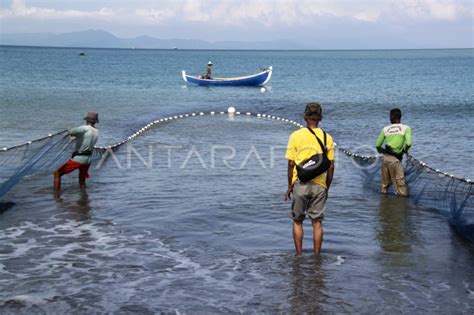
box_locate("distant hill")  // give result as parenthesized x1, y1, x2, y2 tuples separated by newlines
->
(0, 29, 306, 50)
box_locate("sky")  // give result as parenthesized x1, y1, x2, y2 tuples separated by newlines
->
(0, 0, 473, 48)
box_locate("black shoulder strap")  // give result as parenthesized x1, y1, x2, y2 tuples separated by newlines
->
(307, 128, 327, 155)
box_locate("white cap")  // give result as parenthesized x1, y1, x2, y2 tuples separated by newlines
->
(208, 61, 213, 65)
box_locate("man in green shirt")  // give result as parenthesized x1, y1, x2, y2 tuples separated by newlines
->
(375, 108, 412, 196)
(53, 112, 99, 191)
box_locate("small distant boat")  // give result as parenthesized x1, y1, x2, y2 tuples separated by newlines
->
(79, 52, 86, 56)
(182, 66, 272, 86)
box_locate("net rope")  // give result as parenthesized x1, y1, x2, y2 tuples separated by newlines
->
(338, 148, 473, 241)
(1, 110, 473, 241)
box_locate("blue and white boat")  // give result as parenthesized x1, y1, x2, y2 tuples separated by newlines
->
(182, 66, 272, 86)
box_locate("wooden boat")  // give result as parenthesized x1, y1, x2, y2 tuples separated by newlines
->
(182, 66, 272, 86)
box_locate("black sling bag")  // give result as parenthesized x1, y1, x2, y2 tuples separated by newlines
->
(296, 128, 331, 183)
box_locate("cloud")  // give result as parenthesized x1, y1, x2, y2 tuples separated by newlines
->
(1, 0, 472, 25)
(182, 0, 209, 22)
(134, 8, 175, 24)
(0, 0, 472, 47)
(395, 0, 467, 21)
(1, 0, 115, 19)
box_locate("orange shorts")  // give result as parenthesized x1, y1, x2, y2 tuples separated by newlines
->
(57, 160, 90, 178)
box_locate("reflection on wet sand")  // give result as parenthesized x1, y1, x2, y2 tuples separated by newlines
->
(54, 189, 91, 221)
(376, 195, 416, 254)
(288, 256, 327, 313)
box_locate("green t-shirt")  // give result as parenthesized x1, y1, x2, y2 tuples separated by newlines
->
(69, 125, 99, 164)
(375, 123, 412, 154)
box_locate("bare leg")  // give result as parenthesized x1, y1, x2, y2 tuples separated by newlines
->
(79, 172, 86, 189)
(53, 171, 61, 190)
(311, 219, 323, 255)
(293, 220, 304, 256)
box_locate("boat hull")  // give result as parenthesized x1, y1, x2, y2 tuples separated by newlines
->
(182, 67, 272, 86)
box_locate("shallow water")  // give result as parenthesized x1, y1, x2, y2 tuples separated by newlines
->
(0, 47, 473, 313)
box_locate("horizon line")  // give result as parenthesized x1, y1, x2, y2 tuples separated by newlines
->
(1, 44, 473, 52)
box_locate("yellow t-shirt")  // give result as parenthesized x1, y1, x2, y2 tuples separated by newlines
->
(285, 127, 335, 189)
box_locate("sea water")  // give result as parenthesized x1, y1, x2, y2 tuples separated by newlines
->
(0, 46, 473, 313)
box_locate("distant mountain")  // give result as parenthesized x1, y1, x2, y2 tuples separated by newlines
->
(0, 30, 122, 48)
(0, 29, 307, 50)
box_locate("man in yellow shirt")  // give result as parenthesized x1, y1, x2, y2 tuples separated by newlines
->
(285, 103, 335, 256)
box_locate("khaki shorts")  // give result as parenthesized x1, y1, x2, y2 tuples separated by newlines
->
(381, 154, 408, 197)
(289, 181, 327, 222)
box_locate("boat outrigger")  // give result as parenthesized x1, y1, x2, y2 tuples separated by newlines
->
(182, 66, 272, 86)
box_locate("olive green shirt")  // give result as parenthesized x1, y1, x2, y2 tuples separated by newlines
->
(69, 125, 99, 164)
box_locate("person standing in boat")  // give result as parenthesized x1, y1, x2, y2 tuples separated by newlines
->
(285, 103, 335, 256)
(53, 112, 99, 191)
(204, 61, 213, 79)
(375, 108, 412, 197)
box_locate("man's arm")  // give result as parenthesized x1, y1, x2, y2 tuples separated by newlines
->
(326, 160, 335, 191)
(69, 126, 86, 137)
(285, 160, 295, 201)
(404, 127, 412, 153)
(325, 139, 336, 191)
(375, 129, 385, 154)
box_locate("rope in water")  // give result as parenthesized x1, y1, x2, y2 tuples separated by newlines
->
(1, 109, 472, 185)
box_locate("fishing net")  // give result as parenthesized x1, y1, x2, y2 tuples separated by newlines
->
(0, 111, 472, 241)
(0, 113, 206, 199)
(0, 130, 107, 198)
(1, 112, 271, 199)
(339, 148, 474, 241)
